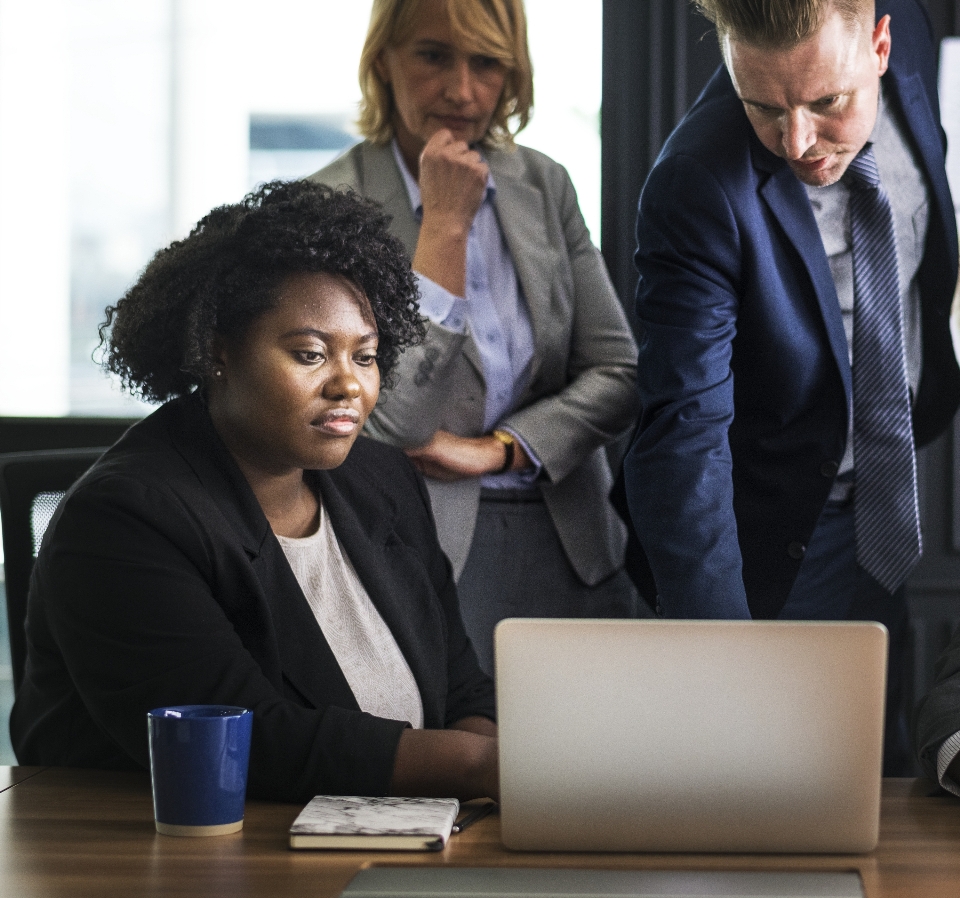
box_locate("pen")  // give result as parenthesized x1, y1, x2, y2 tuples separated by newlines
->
(452, 802, 497, 834)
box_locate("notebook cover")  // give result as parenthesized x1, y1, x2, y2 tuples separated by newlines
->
(289, 795, 460, 851)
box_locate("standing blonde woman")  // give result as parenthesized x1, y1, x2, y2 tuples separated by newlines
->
(314, 0, 640, 674)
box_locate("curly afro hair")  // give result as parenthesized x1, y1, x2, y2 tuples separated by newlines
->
(100, 180, 424, 403)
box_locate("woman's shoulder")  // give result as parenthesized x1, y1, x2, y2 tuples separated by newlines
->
(61, 395, 246, 526)
(68, 403, 187, 494)
(38, 429, 204, 573)
(43, 398, 272, 576)
(309, 141, 395, 193)
(487, 143, 576, 203)
(489, 142, 565, 175)
(310, 143, 363, 189)
(509, 142, 564, 168)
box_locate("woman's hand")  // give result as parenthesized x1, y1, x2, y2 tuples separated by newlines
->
(389, 719, 499, 802)
(419, 129, 488, 228)
(412, 129, 489, 298)
(406, 430, 530, 481)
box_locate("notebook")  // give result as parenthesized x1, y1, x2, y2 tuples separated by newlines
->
(289, 796, 459, 851)
(495, 619, 887, 853)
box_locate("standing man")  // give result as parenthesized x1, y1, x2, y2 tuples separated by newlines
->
(623, 0, 959, 775)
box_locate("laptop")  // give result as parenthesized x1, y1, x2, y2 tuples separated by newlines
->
(338, 867, 864, 897)
(494, 619, 886, 854)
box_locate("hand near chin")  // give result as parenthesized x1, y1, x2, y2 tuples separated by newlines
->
(405, 429, 517, 482)
(418, 130, 489, 233)
(412, 131, 488, 297)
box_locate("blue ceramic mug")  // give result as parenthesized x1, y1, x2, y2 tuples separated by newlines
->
(147, 705, 253, 836)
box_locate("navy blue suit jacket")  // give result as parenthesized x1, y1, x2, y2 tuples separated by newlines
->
(623, 0, 960, 620)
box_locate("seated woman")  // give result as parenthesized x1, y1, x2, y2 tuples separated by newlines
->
(10, 180, 498, 803)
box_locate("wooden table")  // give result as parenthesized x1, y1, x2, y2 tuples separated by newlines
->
(2, 767, 960, 897)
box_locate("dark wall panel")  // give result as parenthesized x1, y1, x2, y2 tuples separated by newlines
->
(0, 418, 139, 454)
(601, 0, 720, 318)
(926, 0, 960, 45)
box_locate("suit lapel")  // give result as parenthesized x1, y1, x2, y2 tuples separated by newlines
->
(487, 150, 560, 387)
(754, 57, 957, 409)
(252, 526, 359, 712)
(359, 142, 422, 256)
(363, 142, 486, 377)
(755, 146, 854, 402)
(882, 69, 958, 270)
(164, 396, 359, 712)
(318, 465, 447, 725)
(166, 394, 270, 560)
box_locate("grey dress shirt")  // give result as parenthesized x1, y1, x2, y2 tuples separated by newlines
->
(804, 84, 928, 490)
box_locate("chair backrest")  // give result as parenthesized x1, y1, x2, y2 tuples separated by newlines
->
(0, 448, 106, 693)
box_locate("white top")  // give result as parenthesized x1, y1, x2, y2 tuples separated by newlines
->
(277, 504, 424, 729)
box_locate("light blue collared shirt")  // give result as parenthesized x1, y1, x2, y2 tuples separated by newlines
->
(391, 140, 540, 489)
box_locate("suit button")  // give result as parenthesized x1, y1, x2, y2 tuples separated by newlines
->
(820, 460, 840, 478)
(787, 541, 806, 560)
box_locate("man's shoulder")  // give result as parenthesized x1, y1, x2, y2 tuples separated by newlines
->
(882, 0, 938, 82)
(653, 68, 756, 179)
(881, 0, 933, 42)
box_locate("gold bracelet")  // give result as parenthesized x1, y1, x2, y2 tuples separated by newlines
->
(492, 430, 515, 474)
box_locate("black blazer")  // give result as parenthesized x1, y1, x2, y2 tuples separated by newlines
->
(11, 393, 495, 802)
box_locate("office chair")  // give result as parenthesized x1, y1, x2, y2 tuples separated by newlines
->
(0, 447, 106, 693)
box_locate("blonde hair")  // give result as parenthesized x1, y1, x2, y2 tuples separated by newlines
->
(695, 0, 871, 47)
(357, 0, 533, 148)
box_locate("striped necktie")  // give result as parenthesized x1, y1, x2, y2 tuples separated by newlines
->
(848, 143, 921, 594)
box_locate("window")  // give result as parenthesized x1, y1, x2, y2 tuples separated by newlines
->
(0, 2, 603, 762)
(0, 0, 601, 418)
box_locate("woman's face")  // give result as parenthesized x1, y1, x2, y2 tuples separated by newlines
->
(209, 272, 380, 478)
(376, 0, 507, 166)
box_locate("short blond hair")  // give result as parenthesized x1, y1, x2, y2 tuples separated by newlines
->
(357, 0, 533, 148)
(695, 0, 872, 47)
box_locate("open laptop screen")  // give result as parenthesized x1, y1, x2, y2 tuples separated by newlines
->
(495, 619, 886, 853)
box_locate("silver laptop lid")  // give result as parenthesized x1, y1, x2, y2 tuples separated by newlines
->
(495, 619, 886, 854)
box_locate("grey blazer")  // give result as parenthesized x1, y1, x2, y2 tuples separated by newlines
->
(312, 142, 638, 584)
